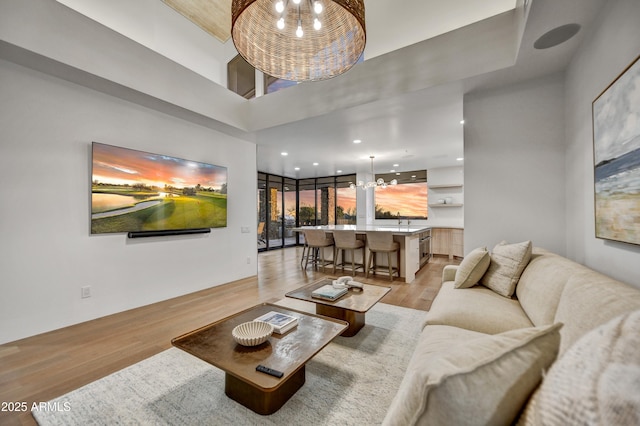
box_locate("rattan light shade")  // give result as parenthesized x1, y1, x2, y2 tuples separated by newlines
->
(232, 0, 365, 82)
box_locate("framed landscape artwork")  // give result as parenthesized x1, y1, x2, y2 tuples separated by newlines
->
(592, 55, 640, 245)
(91, 142, 227, 234)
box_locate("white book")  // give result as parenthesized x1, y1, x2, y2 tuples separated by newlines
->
(254, 311, 298, 334)
(311, 284, 348, 301)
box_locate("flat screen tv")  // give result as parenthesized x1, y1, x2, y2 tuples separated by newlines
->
(91, 142, 227, 235)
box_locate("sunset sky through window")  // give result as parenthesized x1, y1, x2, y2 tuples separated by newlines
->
(295, 183, 426, 218)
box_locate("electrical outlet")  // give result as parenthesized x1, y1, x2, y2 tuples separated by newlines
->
(81, 286, 91, 298)
(246, 257, 251, 264)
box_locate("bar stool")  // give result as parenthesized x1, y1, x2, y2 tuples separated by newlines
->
(366, 232, 400, 281)
(299, 230, 311, 269)
(304, 229, 334, 272)
(332, 230, 366, 276)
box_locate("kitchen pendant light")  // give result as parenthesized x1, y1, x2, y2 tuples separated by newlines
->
(350, 156, 398, 190)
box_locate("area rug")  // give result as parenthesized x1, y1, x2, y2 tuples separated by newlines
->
(32, 303, 426, 426)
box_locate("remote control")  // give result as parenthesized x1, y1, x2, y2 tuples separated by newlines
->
(256, 364, 284, 378)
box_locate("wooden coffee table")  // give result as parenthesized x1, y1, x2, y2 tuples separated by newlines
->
(285, 278, 391, 337)
(171, 303, 347, 415)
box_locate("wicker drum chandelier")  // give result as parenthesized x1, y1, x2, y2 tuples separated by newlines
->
(231, 0, 366, 82)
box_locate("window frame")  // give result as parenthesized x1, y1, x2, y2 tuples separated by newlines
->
(373, 170, 428, 221)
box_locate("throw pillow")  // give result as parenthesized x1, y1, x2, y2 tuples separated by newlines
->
(382, 323, 562, 426)
(519, 309, 640, 426)
(454, 247, 490, 289)
(481, 240, 532, 298)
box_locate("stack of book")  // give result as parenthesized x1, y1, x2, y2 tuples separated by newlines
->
(311, 284, 348, 301)
(254, 311, 298, 334)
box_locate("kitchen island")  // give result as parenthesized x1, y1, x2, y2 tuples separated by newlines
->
(292, 225, 432, 283)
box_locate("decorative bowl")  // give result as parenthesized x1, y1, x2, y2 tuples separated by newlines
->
(232, 321, 274, 347)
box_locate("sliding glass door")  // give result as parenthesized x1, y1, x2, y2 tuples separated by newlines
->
(298, 179, 317, 226)
(257, 173, 267, 250)
(283, 178, 297, 246)
(258, 173, 356, 251)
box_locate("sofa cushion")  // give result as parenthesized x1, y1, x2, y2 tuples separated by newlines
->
(519, 310, 640, 426)
(516, 249, 586, 327)
(554, 270, 640, 355)
(454, 247, 490, 289)
(425, 281, 533, 334)
(382, 323, 562, 426)
(410, 324, 489, 354)
(481, 240, 532, 298)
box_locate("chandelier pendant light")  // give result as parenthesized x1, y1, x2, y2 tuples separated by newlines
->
(231, 0, 366, 82)
(350, 156, 398, 190)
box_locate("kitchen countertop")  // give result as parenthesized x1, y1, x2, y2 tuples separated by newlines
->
(292, 224, 431, 236)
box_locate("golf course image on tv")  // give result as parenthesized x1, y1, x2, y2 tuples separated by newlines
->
(91, 142, 227, 234)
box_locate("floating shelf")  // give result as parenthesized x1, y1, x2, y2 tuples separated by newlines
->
(429, 204, 463, 208)
(428, 184, 463, 189)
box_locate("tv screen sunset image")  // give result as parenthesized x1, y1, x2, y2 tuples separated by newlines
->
(91, 143, 227, 234)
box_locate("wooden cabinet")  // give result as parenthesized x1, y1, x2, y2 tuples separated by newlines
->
(431, 227, 464, 259)
(431, 228, 448, 256)
(451, 228, 464, 258)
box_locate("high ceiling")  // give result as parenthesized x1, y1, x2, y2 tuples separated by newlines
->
(248, 0, 606, 178)
(161, 0, 231, 43)
(54, 0, 607, 179)
(155, 0, 517, 59)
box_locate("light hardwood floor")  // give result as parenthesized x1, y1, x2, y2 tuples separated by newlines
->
(0, 247, 459, 425)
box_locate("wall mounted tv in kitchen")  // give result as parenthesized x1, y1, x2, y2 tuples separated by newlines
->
(91, 142, 227, 235)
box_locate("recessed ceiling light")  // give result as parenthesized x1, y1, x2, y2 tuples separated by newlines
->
(353, 139, 362, 144)
(281, 152, 288, 156)
(393, 163, 399, 167)
(456, 157, 464, 161)
(460, 120, 465, 125)
(313, 162, 319, 166)
(390, 169, 396, 173)
(337, 170, 342, 173)
(294, 167, 300, 171)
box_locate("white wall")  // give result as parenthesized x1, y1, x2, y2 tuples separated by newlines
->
(54, 0, 239, 86)
(464, 73, 566, 255)
(564, 0, 640, 287)
(0, 60, 257, 344)
(0, 0, 248, 133)
(365, 0, 516, 60)
(427, 166, 465, 228)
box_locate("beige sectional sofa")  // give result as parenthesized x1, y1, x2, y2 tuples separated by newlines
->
(383, 245, 640, 426)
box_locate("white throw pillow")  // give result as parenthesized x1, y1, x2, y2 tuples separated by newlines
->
(519, 309, 640, 425)
(382, 323, 562, 426)
(454, 247, 490, 289)
(481, 240, 532, 298)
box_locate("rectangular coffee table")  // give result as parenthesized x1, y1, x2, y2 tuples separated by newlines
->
(171, 303, 347, 415)
(285, 278, 391, 337)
